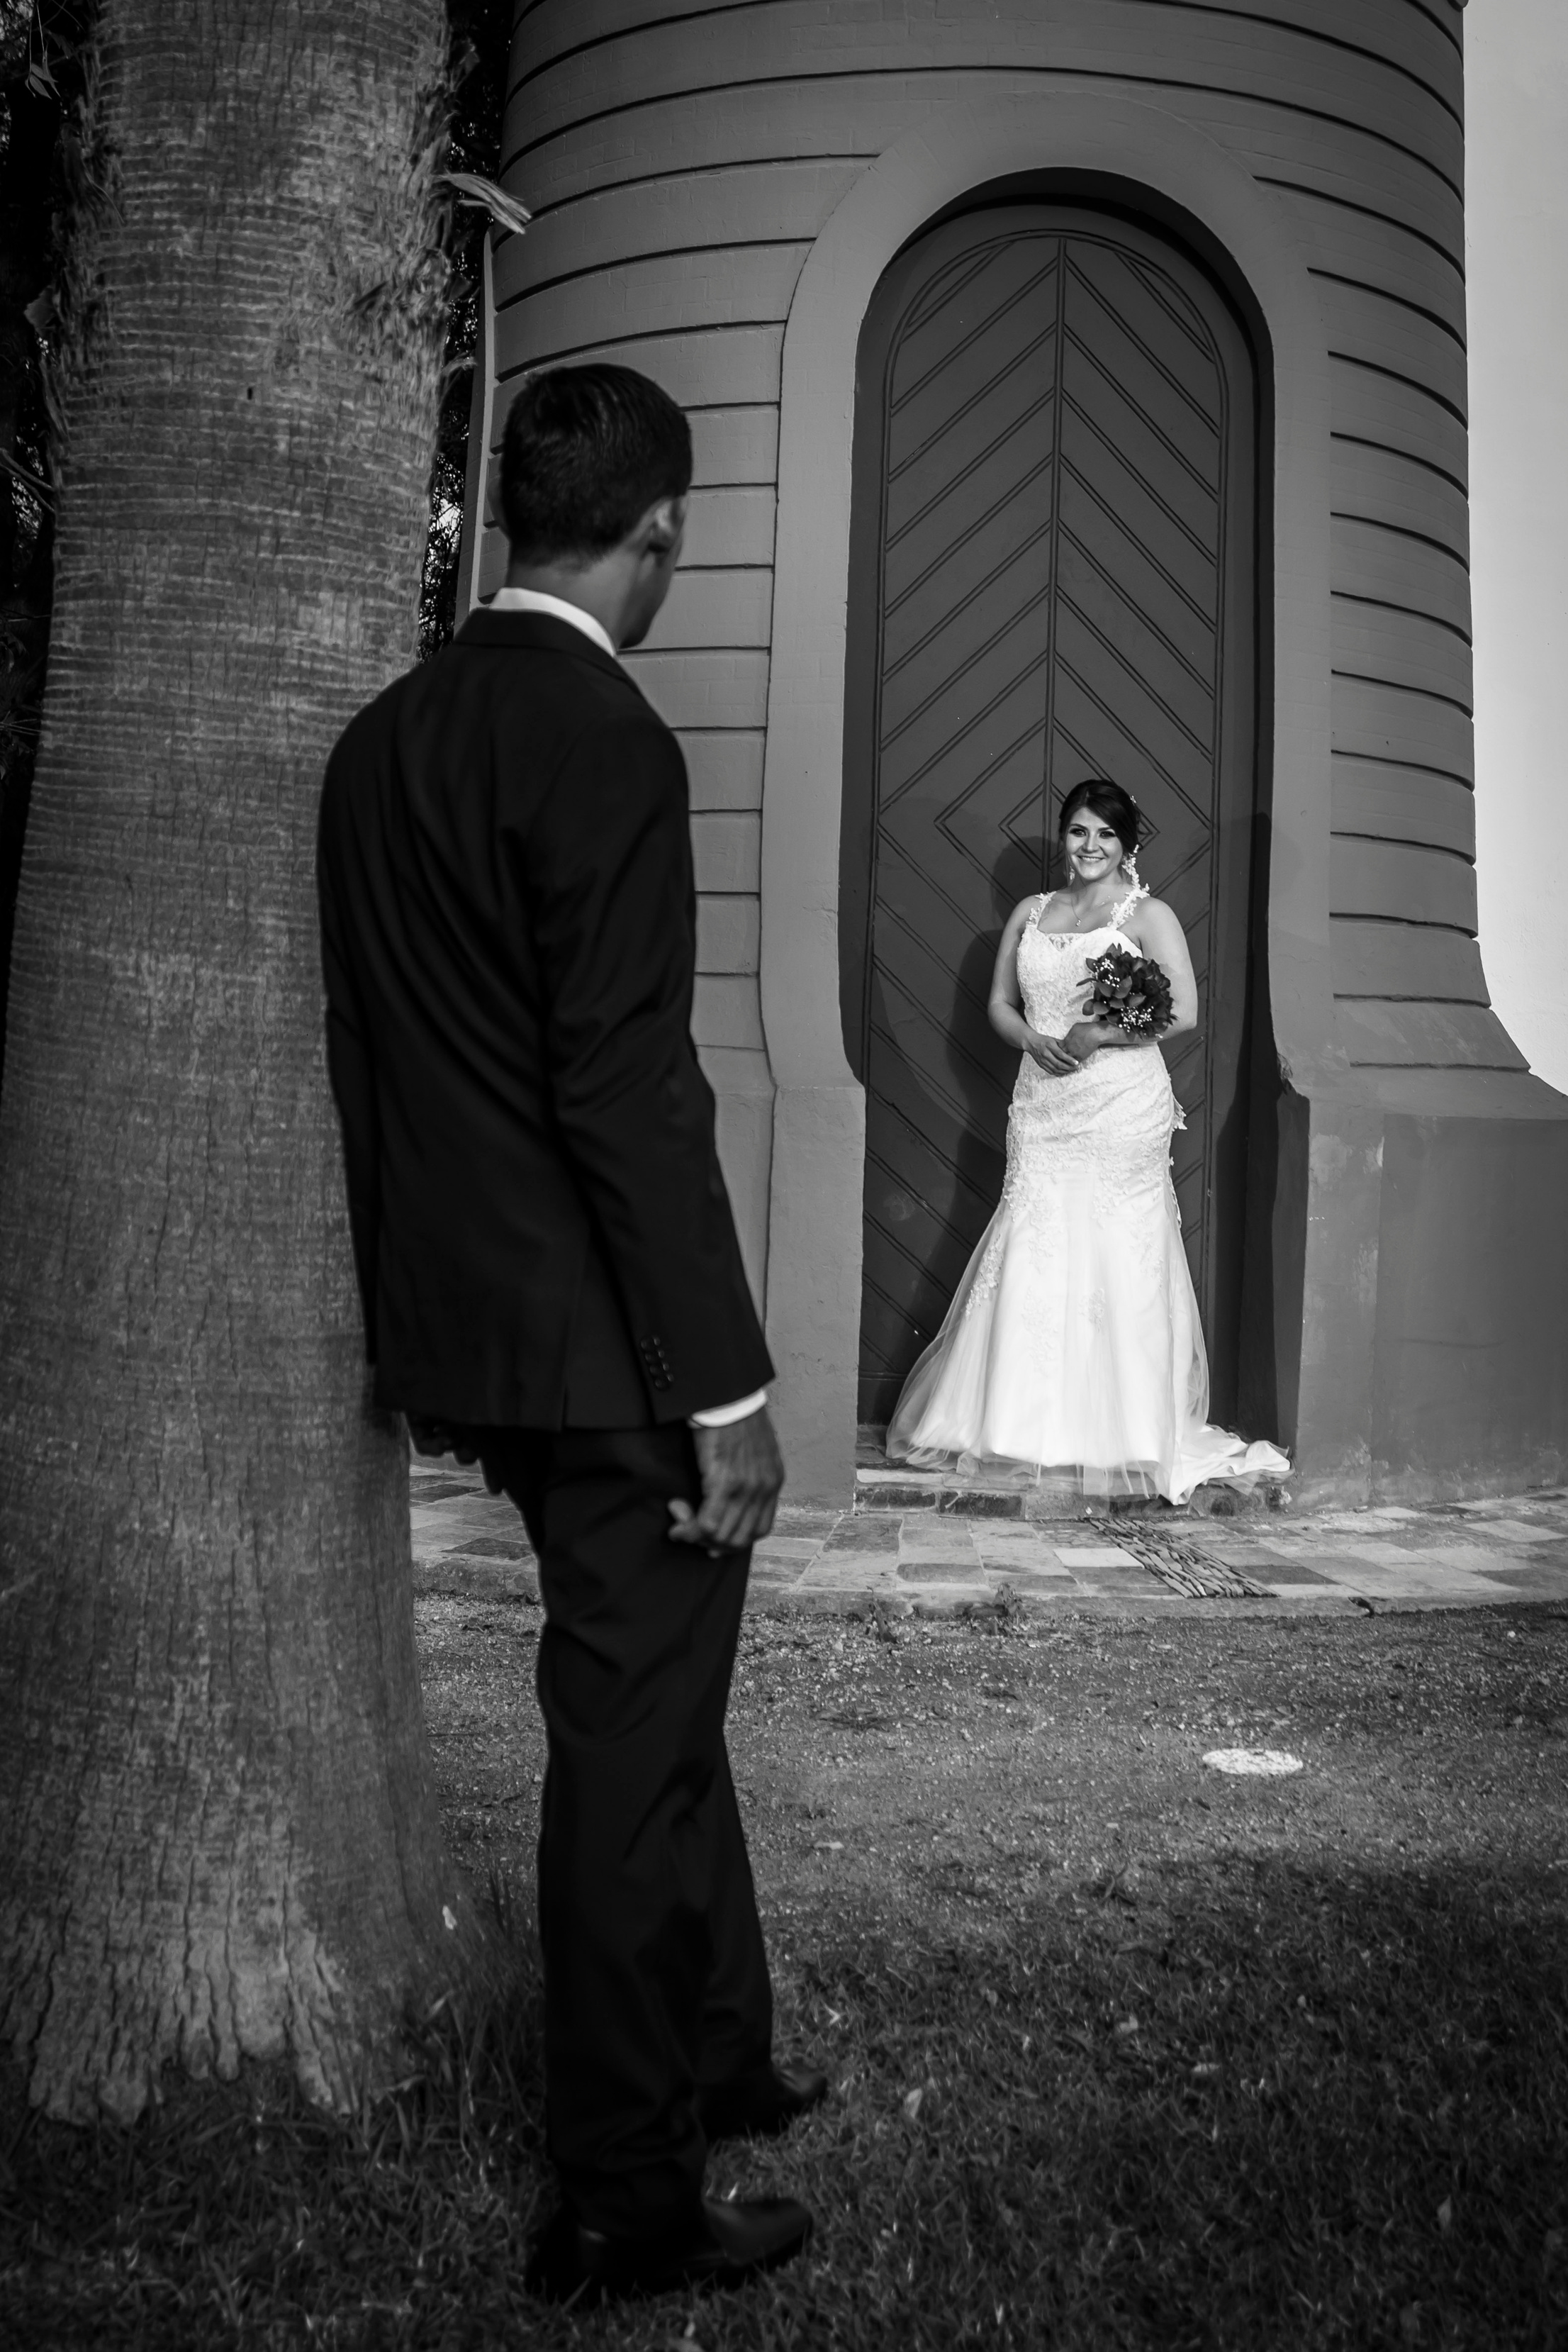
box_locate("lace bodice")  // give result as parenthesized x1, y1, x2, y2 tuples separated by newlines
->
(1016, 886, 1148, 1038)
(973, 877, 1182, 1322)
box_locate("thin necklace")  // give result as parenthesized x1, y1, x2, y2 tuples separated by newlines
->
(1057, 870, 1129, 932)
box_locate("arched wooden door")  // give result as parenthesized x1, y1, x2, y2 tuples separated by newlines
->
(841, 203, 1260, 1430)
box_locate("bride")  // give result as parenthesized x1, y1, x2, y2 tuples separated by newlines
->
(885, 779, 1289, 1505)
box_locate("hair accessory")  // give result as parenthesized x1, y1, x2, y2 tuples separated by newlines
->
(1120, 851, 1141, 887)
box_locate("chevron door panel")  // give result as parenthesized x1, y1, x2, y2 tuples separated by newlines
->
(851, 208, 1258, 1427)
(1053, 238, 1228, 1315)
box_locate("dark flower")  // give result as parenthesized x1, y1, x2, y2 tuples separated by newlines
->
(1085, 946, 1175, 1036)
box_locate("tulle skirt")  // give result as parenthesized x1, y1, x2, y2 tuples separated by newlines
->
(885, 1068, 1289, 1505)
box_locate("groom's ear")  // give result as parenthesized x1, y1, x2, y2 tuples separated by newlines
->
(638, 493, 688, 560)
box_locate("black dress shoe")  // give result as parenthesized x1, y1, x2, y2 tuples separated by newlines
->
(525, 2192, 813, 2306)
(698, 2058, 829, 2141)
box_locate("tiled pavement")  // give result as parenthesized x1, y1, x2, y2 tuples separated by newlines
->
(410, 1459, 1568, 1619)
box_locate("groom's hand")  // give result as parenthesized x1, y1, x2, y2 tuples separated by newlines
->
(668, 1406, 784, 1554)
(408, 1414, 481, 1466)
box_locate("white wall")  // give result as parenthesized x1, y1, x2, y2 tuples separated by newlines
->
(1467, 0, 1568, 1095)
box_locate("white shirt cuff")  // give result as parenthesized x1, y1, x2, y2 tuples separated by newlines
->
(688, 1388, 768, 1429)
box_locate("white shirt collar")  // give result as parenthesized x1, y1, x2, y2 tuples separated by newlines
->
(486, 586, 618, 664)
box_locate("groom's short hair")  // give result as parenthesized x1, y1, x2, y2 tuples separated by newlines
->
(500, 364, 693, 560)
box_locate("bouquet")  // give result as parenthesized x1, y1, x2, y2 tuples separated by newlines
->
(1083, 944, 1175, 1037)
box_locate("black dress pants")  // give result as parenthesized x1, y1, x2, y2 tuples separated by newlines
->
(480, 1422, 774, 2237)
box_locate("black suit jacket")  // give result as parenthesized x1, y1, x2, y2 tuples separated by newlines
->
(316, 608, 773, 1428)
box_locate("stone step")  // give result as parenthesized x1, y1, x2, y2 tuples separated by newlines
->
(852, 1464, 1289, 1522)
(855, 1468, 1036, 1520)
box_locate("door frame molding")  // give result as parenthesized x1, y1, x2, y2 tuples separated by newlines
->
(842, 202, 1261, 1427)
(758, 91, 1335, 1500)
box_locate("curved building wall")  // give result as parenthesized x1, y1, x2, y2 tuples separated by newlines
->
(473, 0, 1568, 1500)
(486, 0, 1501, 1074)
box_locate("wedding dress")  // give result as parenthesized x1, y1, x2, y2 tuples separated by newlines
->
(885, 886, 1289, 1505)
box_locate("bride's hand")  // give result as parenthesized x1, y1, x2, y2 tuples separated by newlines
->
(1062, 1015, 1123, 1059)
(1025, 1028, 1080, 1076)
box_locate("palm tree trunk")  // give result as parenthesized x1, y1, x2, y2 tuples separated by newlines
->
(0, 0, 466, 2122)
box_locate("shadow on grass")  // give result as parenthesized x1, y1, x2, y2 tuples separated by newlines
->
(1, 1855, 1564, 2349)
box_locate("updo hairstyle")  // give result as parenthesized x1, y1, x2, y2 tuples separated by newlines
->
(1055, 778, 1148, 868)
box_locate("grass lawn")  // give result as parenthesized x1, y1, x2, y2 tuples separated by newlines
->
(4, 1598, 1567, 2348)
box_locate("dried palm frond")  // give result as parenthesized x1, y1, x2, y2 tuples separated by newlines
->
(436, 170, 531, 241)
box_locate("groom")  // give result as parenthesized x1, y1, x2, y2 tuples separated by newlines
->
(317, 364, 821, 2302)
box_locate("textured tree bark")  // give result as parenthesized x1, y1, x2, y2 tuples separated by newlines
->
(0, 0, 467, 2122)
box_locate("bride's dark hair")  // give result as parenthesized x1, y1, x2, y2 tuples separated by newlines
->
(1055, 778, 1148, 862)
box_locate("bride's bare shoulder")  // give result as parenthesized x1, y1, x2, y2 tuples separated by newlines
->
(1002, 891, 1047, 935)
(1127, 893, 1185, 944)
